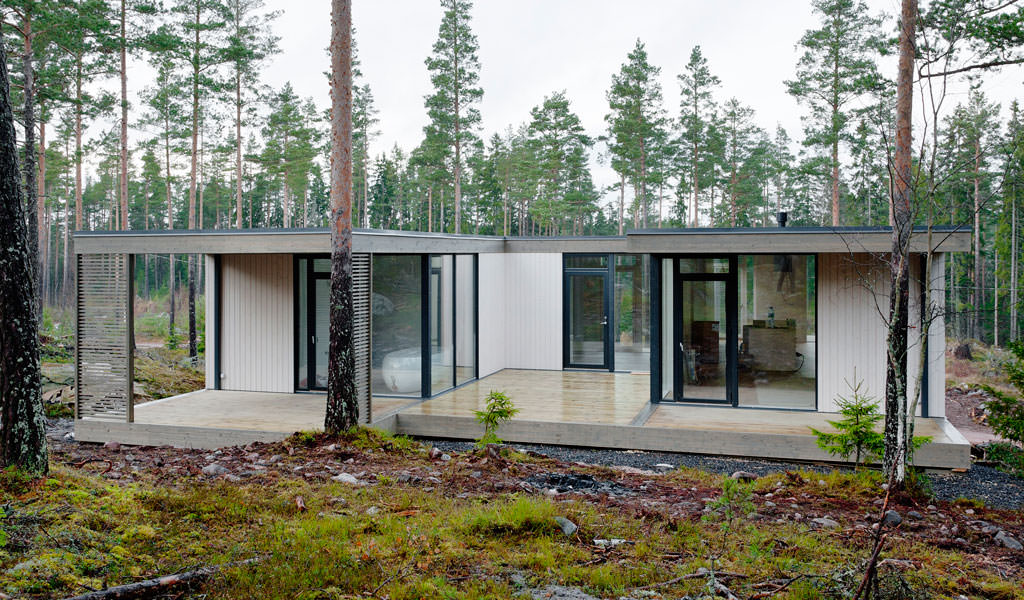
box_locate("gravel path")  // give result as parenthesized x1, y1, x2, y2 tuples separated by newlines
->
(429, 439, 1024, 510)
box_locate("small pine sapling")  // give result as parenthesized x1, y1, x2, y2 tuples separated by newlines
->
(812, 376, 930, 467)
(811, 377, 884, 467)
(474, 390, 519, 448)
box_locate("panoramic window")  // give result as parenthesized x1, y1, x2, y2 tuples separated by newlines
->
(736, 255, 817, 409)
(614, 255, 650, 372)
(372, 255, 423, 397)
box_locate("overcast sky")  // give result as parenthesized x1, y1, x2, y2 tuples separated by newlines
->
(125, 0, 1024, 204)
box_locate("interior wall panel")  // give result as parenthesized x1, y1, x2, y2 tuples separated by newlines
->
(477, 253, 506, 377)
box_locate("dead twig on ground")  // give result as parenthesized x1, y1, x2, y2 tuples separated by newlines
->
(71, 458, 113, 474)
(60, 558, 259, 600)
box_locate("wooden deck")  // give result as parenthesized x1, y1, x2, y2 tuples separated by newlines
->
(73, 370, 971, 469)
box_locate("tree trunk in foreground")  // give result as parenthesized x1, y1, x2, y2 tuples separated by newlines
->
(0, 42, 48, 475)
(325, 0, 357, 433)
(883, 0, 917, 486)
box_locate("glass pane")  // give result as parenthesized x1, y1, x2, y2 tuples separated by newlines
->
(297, 260, 308, 389)
(455, 255, 476, 386)
(431, 255, 455, 395)
(661, 258, 674, 399)
(737, 255, 816, 409)
(678, 257, 729, 274)
(565, 255, 607, 269)
(372, 255, 422, 397)
(313, 258, 331, 273)
(313, 278, 330, 389)
(568, 273, 606, 365)
(614, 254, 650, 372)
(680, 279, 727, 401)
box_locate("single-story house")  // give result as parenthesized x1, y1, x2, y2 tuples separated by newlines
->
(71, 224, 972, 468)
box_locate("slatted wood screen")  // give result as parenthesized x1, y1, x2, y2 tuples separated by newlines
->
(354, 253, 372, 424)
(76, 253, 134, 422)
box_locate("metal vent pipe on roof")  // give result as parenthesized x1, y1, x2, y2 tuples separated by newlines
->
(777, 211, 788, 228)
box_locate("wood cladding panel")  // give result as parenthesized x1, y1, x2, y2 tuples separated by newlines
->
(504, 253, 562, 370)
(219, 254, 293, 392)
(353, 253, 372, 424)
(76, 253, 133, 421)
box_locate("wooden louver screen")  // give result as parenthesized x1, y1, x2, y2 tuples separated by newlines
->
(353, 253, 372, 424)
(76, 253, 134, 422)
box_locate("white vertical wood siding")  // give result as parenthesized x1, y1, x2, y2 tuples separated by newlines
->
(817, 252, 943, 416)
(219, 254, 293, 392)
(818, 253, 890, 412)
(204, 255, 215, 389)
(477, 253, 506, 377)
(504, 253, 562, 370)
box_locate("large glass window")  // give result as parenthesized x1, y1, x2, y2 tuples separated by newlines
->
(614, 255, 650, 372)
(736, 255, 816, 409)
(430, 255, 455, 395)
(372, 255, 423, 397)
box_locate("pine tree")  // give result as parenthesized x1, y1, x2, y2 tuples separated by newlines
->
(677, 46, 720, 227)
(785, 0, 884, 226)
(224, 0, 278, 229)
(603, 39, 667, 233)
(0, 39, 48, 475)
(423, 0, 482, 234)
(527, 91, 595, 235)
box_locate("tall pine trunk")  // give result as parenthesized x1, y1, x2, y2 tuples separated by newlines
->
(973, 138, 982, 340)
(325, 0, 357, 432)
(119, 0, 129, 230)
(186, 1, 200, 363)
(22, 11, 41, 322)
(0, 41, 48, 475)
(883, 0, 917, 486)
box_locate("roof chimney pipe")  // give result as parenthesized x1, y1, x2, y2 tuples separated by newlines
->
(777, 211, 788, 228)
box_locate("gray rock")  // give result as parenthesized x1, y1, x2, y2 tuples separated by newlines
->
(731, 470, 758, 482)
(995, 530, 1023, 551)
(440, 453, 452, 461)
(266, 454, 282, 464)
(764, 501, 776, 508)
(527, 585, 600, 600)
(365, 506, 379, 516)
(63, 432, 74, 441)
(907, 510, 924, 520)
(653, 463, 674, 472)
(103, 441, 121, 452)
(332, 472, 362, 485)
(593, 538, 628, 548)
(202, 463, 228, 476)
(882, 510, 902, 527)
(429, 446, 442, 460)
(470, 470, 483, 479)
(554, 516, 578, 536)
(812, 517, 840, 529)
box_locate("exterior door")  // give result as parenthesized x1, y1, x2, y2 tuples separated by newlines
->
(564, 271, 611, 369)
(296, 256, 331, 391)
(672, 257, 737, 404)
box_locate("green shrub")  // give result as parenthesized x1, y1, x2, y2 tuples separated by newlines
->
(473, 390, 518, 448)
(983, 341, 1024, 444)
(811, 378, 885, 467)
(811, 377, 930, 467)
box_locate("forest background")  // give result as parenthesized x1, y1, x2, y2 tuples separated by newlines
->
(3, 0, 1024, 354)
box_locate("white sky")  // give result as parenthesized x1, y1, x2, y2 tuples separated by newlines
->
(118, 0, 1024, 206)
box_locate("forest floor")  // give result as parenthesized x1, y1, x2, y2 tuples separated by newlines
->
(1, 420, 1021, 600)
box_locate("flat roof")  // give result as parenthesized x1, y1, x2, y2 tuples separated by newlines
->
(72, 225, 971, 255)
